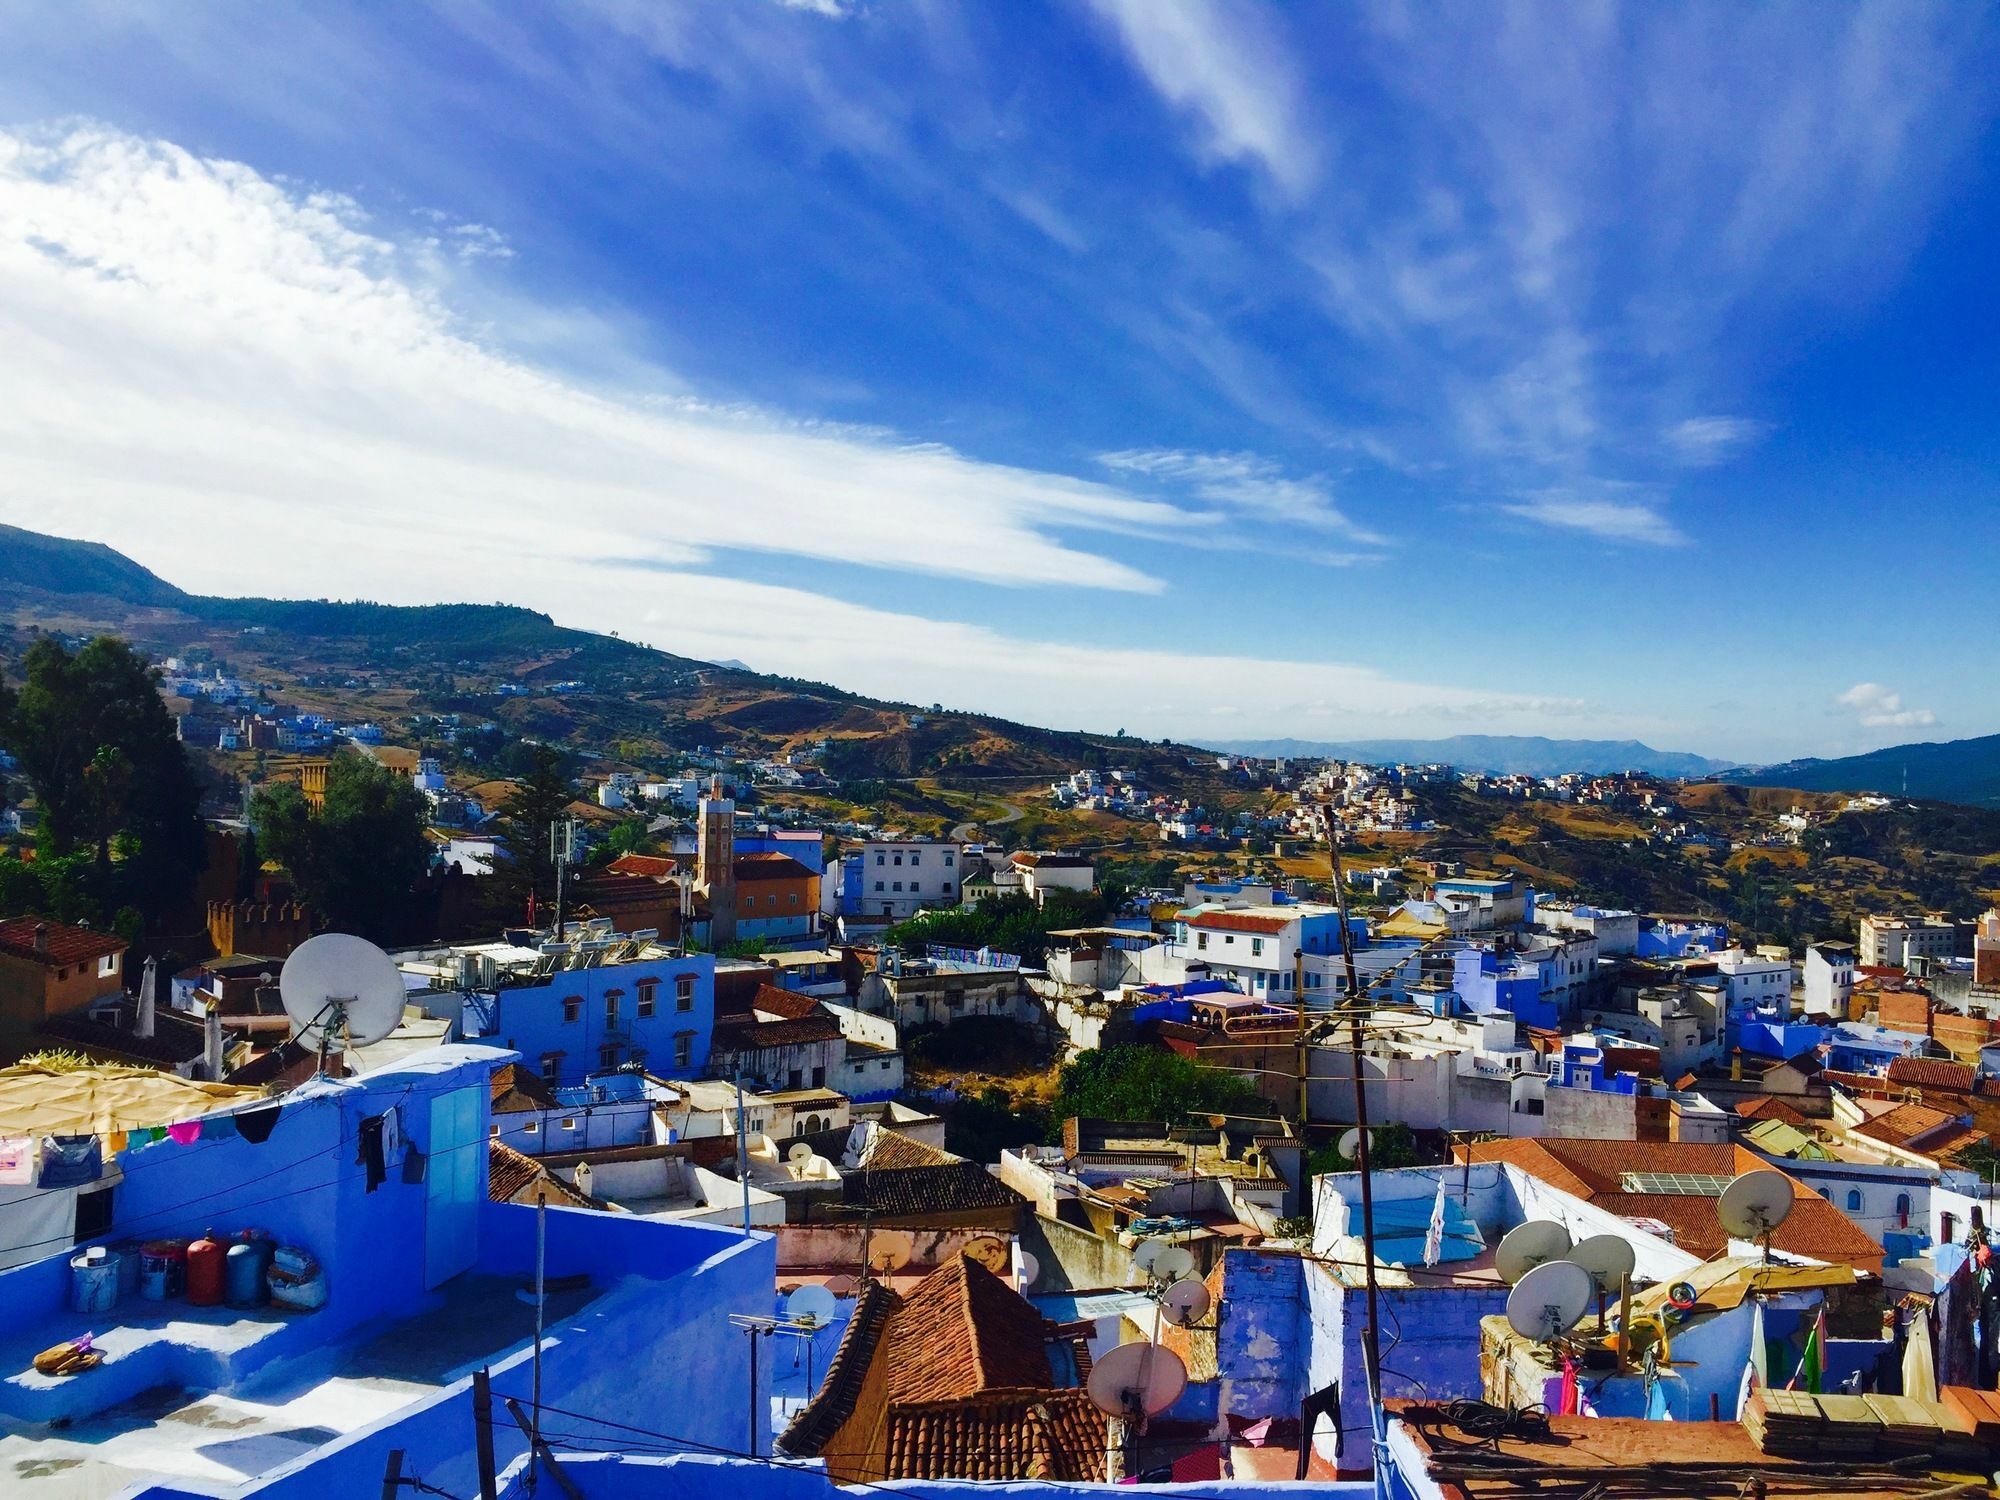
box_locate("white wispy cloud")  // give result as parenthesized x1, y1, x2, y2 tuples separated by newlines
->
(1085, 0, 1317, 198)
(1499, 488, 1687, 547)
(1836, 683, 1937, 730)
(0, 123, 1184, 596)
(1097, 449, 1386, 549)
(1664, 416, 1769, 467)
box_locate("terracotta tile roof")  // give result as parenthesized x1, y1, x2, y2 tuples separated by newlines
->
(713, 1014, 843, 1050)
(605, 853, 679, 879)
(1854, 1101, 1958, 1148)
(1886, 1056, 1976, 1094)
(881, 1389, 1105, 1481)
(750, 984, 826, 1021)
(1187, 910, 1291, 935)
(0, 917, 125, 968)
(885, 1256, 1054, 1399)
(842, 1161, 1026, 1219)
(779, 1276, 900, 1457)
(861, 1128, 962, 1171)
(487, 1140, 603, 1210)
(1735, 1097, 1809, 1126)
(734, 852, 815, 882)
(491, 1063, 561, 1114)
(1459, 1138, 1881, 1269)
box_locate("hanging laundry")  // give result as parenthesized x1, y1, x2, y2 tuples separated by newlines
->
(380, 1104, 404, 1167)
(147, 1126, 168, 1145)
(400, 1146, 428, 1185)
(356, 1114, 387, 1191)
(0, 1136, 37, 1186)
(204, 1113, 238, 1141)
(1558, 1356, 1579, 1416)
(106, 1131, 129, 1154)
(232, 1102, 282, 1144)
(40, 1135, 104, 1188)
(167, 1120, 203, 1146)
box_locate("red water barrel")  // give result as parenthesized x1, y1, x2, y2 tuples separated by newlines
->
(186, 1229, 226, 1306)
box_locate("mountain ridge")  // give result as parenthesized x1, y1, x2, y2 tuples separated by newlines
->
(1727, 734, 2000, 810)
(1213, 735, 1734, 778)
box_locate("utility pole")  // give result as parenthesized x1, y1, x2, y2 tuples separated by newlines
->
(1327, 811, 1391, 1500)
(550, 817, 575, 941)
(1294, 946, 1309, 1128)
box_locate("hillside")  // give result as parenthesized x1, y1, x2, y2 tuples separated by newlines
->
(0, 527, 1217, 790)
(1214, 735, 1732, 778)
(1729, 734, 2000, 810)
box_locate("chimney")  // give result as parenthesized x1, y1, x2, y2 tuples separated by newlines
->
(136, 956, 157, 1040)
(33, 923, 47, 955)
(203, 1002, 224, 1082)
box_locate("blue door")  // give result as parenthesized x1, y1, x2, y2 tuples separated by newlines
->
(426, 1088, 481, 1287)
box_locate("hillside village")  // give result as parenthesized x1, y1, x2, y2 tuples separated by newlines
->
(0, 540, 1999, 1497)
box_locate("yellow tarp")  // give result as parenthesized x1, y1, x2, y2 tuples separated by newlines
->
(0, 1064, 260, 1140)
(1630, 1254, 1855, 1319)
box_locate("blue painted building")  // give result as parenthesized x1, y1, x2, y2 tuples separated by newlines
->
(419, 945, 717, 1088)
(1635, 915, 1730, 958)
(0, 1044, 773, 1499)
(1450, 947, 1552, 1029)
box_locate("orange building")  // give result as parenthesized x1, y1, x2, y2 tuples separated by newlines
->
(0, 918, 128, 1059)
(733, 852, 819, 942)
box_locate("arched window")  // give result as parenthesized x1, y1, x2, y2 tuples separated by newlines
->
(1895, 1192, 1912, 1226)
(1846, 1189, 1863, 1212)
(1942, 1211, 1958, 1244)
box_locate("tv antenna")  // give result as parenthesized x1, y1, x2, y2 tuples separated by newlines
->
(1494, 1221, 1573, 1285)
(1505, 1259, 1594, 1347)
(279, 933, 406, 1074)
(1718, 1170, 1794, 1263)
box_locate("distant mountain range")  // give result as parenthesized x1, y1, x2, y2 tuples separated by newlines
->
(1727, 734, 2000, 810)
(1213, 736, 1737, 778)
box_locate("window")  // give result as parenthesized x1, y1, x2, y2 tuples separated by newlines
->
(637, 980, 658, 1018)
(97, 954, 119, 978)
(676, 974, 696, 1010)
(1896, 1192, 1912, 1226)
(943, 852, 954, 867)
(489, 1124, 500, 1139)
(674, 1033, 692, 1068)
(562, 995, 582, 1024)
(812, 1065, 827, 1088)
(1197, 932, 1209, 950)
(562, 1117, 578, 1132)
(911, 852, 921, 866)
(788, 893, 799, 907)
(1846, 1189, 1863, 1211)
(1251, 938, 1264, 956)
(599, 1044, 621, 1069)
(540, 1052, 562, 1082)
(893, 853, 903, 866)
(893, 881, 903, 892)
(876, 853, 885, 866)
(875, 881, 885, 892)
(605, 992, 621, 1027)
(523, 1120, 539, 1135)
(788, 1069, 803, 1090)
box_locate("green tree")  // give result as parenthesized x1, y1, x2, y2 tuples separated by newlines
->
(590, 818, 657, 866)
(0, 636, 204, 916)
(1053, 1044, 1260, 1129)
(250, 753, 430, 940)
(491, 744, 575, 916)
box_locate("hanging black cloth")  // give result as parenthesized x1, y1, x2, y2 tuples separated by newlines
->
(232, 1102, 282, 1144)
(356, 1114, 387, 1192)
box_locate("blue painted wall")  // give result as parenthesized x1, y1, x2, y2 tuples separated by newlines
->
(485, 954, 716, 1087)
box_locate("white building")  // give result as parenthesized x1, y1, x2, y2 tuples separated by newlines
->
(1533, 902, 1640, 956)
(853, 838, 961, 921)
(1803, 941, 1857, 1018)
(1859, 914, 1960, 971)
(1713, 948, 1796, 1011)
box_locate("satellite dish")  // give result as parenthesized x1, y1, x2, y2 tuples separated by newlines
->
(1495, 1221, 1573, 1285)
(1718, 1170, 1794, 1245)
(1015, 1250, 1041, 1289)
(1151, 1246, 1197, 1284)
(1086, 1342, 1188, 1420)
(787, 1142, 815, 1167)
(867, 1242, 911, 1275)
(280, 933, 406, 1054)
(1570, 1234, 1637, 1293)
(1506, 1260, 1594, 1343)
(1161, 1278, 1212, 1327)
(1338, 1128, 1372, 1161)
(785, 1284, 838, 1327)
(964, 1237, 1010, 1274)
(1131, 1238, 1168, 1274)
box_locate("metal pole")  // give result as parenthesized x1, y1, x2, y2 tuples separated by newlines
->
(533, 1189, 547, 1450)
(473, 1368, 498, 1500)
(748, 1325, 762, 1456)
(1328, 819, 1390, 1500)
(735, 1072, 753, 1234)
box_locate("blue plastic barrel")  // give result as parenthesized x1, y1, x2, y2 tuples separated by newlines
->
(69, 1246, 120, 1315)
(225, 1240, 272, 1308)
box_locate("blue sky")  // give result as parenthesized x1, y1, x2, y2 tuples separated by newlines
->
(1, 2, 1996, 764)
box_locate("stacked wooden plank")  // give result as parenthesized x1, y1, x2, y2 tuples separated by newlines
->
(1743, 1386, 1991, 1466)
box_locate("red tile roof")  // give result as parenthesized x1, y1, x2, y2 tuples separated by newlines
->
(605, 853, 679, 879)
(713, 1014, 843, 1050)
(1460, 1138, 1882, 1270)
(1854, 1102, 1958, 1148)
(0, 917, 125, 968)
(1188, 910, 1290, 935)
(491, 1063, 561, 1114)
(1886, 1056, 1976, 1094)
(750, 984, 826, 1021)
(882, 1389, 1105, 1481)
(1735, 1097, 1809, 1126)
